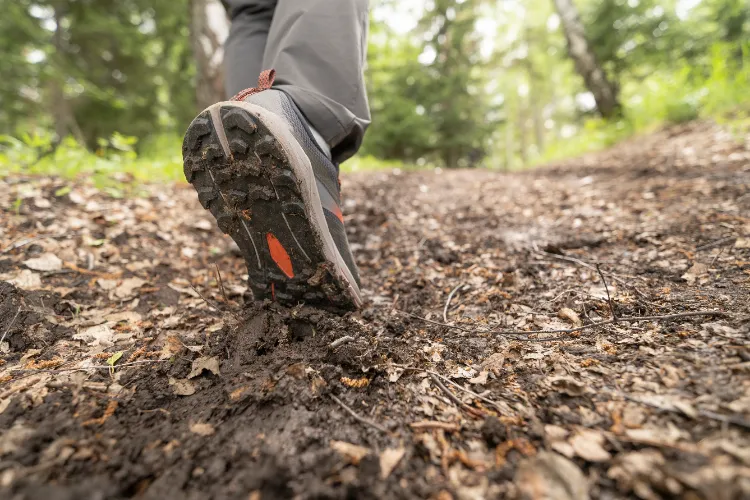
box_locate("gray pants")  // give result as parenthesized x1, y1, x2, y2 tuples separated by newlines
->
(222, 0, 370, 163)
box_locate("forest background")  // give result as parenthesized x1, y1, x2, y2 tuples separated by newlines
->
(1, 0, 748, 187)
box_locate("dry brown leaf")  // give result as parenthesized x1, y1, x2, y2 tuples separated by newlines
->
(570, 430, 611, 462)
(548, 376, 589, 397)
(330, 440, 370, 465)
(189, 423, 215, 436)
(8, 269, 43, 289)
(515, 451, 589, 500)
(23, 253, 62, 271)
(379, 447, 405, 479)
(169, 377, 196, 396)
(558, 308, 582, 326)
(188, 356, 220, 379)
(115, 277, 146, 299)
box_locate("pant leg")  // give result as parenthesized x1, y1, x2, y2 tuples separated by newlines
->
(263, 0, 371, 163)
(223, 0, 278, 97)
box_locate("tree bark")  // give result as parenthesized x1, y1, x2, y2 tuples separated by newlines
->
(553, 0, 620, 118)
(190, 0, 229, 110)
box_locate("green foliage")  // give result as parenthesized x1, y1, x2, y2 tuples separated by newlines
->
(1, 0, 749, 176)
(0, 132, 183, 193)
(0, 0, 193, 148)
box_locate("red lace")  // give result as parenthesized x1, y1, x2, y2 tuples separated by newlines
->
(231, 69, 276, 101)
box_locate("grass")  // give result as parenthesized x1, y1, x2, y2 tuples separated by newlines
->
(2, 43, 748, 184)
(534, 42, 750, 166)
(0, 132, 184, 196)
(0, 130, 404, 195)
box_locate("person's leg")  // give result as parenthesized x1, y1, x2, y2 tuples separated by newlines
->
(222, 0, 278, 97)
(262, 0, 371, 163)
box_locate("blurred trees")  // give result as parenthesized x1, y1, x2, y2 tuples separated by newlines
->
(553, 0, 620, 117)
(1, 0, 748, 168)
(0, 0, 194, 149)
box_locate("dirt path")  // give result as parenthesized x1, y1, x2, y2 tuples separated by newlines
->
(1, 120, 749, 499)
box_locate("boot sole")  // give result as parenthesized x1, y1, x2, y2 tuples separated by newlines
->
(182, 102, 362, 310)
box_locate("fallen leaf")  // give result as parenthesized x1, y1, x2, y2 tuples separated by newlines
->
(73, 324, 116, 347)
(106, 351, 123, 375)
(516, 451, 589, 500)
(548, 376, 589, 397)
(97, 279, 118, 291)
(570, 430, 611, 462)
(105, 311, 143, 324)
(189, 423, 215, 436)
(481, 352, 505, 375)
(469, 370, 489, 385)
(115, 277, 146, 299)
(9, 269, 43, 289)
(681, 263, 708, 285)
(330, 440, 370, 465)
(188, 356, 220, 379)
(169, 377, 196, 396)
(558, 308, 582, 326)
(387, 365, 404, 383)
(23, 253, 62, 271)
(379, 447, 405, 479)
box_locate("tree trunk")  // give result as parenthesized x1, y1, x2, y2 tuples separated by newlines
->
(552, 0, 620, 118)
(190, 0, 229, 110)
(51, 6, 85, 145)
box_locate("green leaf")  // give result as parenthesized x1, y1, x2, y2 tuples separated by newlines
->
(106, 351, 124, 375)
(54, 186, 72, 197)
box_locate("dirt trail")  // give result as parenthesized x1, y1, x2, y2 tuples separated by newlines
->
(1, 120, 749, 499)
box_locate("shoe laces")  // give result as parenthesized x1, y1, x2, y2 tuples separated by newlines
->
(231, 69, 276, 101)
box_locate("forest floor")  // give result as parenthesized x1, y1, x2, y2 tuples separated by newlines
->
(1, 120, 750, 500)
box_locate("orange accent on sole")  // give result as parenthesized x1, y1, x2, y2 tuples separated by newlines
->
(331, 205, 344, 223)
(266, 233, 294, 278)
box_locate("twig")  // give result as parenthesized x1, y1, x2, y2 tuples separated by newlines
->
(10, 359, 168, 374)
(430, 373, 486, 418)
(391, 364, 516, 416)
(621, 393, 750, 431)
(0, 307, 21, 344)
(696, 236, 736, 252)
(540, 250, 648, 298)
(410, 421, 461, 432)
(215, 264, 229, 304)
(399, 309, 727, 338)
(443, 284, 466, 323)
(596, 263, 617, 321)
(710, 246, 726, 268)
(330, 394, 389, 434)
(329, 335, 355, 349)
(399, 310, 472, 333)
(190, 285, 222, 312)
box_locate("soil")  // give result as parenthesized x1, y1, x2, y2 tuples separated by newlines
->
(1, 120, 750, 499)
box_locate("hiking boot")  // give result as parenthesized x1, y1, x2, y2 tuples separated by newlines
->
(182, 70, 362, 310)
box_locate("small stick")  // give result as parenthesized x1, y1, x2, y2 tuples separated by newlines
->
(215, 264, 229, 304)
(596, 263, 617, 321)
(329, 335, 355, 349)
(11, 359, 168, 374)
(443, 284, 465, 323)
(430, 374, 486, 418)
(330, 394, 389, 434)
(696, 236, 736, 252)
(620, 392, 750, 430)
(541, 251, 648, 298)
(399, 310, 726, 338)
(410, 421, 461, 432)
(391, 364, 514, 415)
(0, 307, 21, 344)
(190, 285, 222, 312)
